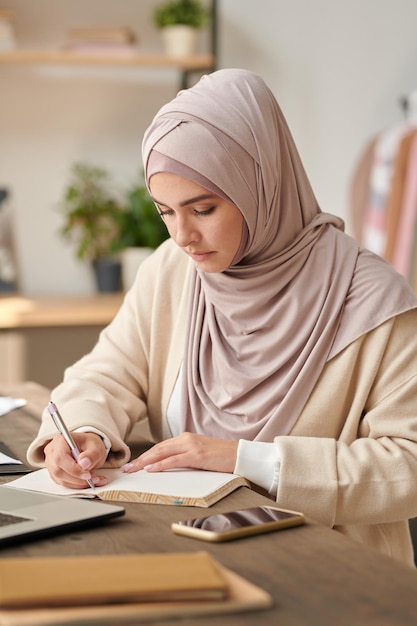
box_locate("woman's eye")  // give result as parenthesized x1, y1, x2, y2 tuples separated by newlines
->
(194, 206, 215, 216)
(157, 206, 215, 218)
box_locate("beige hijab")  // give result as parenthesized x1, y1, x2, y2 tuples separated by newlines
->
(142, 69, 417, 441)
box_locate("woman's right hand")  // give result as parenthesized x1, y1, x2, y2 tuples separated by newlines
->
(43, 432, 109, 489)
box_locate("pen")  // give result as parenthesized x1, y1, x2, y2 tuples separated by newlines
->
(47, 401, 95, 490)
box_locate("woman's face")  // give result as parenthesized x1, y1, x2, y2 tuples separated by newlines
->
(149, 172, 244, 273)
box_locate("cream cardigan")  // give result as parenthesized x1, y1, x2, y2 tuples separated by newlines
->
(28, 240, 417, 566)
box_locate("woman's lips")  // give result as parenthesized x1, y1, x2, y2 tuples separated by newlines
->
(189, 251, 214, 262)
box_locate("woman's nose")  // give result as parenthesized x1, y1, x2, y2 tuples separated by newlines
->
(173, 217, 199, 248)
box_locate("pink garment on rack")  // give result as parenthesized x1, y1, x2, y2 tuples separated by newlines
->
(384, 129, 417, 263)
(392, 132, 417, 278)
(363, 122, 412, 257)
(410, 230, 417, 292)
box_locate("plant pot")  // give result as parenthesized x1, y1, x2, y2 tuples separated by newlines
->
(161, 25, 198, 57)
(92, 258, 122, 293)
(121, 247, 153, 291)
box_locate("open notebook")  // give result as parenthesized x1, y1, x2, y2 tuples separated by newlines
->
(7, 467, 250, 507)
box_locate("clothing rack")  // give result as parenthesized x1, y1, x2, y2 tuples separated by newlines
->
(349, 91, 417, 293)
(399, 89, 417, 119)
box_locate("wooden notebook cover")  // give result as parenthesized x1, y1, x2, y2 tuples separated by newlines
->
(0, 562, 273, 626)
(0, 552, 227, 608)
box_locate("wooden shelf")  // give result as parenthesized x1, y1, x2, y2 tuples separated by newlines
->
(0, 49, 215, 71)
(0, 294, 124, 329)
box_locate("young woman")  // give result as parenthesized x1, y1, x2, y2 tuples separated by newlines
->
(28, 69, 417, 566)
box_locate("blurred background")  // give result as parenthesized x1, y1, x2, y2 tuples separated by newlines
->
(1, 0, 417, 295)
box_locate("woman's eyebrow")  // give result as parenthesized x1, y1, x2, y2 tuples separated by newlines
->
(150, 193, 216, 208)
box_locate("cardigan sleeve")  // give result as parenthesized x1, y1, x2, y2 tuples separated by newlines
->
(26, 282, 148, 467)
(274, 309, 417, 528)
(26, 240, 188, 468)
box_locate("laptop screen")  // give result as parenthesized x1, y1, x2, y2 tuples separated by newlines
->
(0, 485, 125, 547)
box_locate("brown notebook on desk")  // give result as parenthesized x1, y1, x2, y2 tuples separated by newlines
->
(0, 552, 273, 625)
(0, 552, 227, 608)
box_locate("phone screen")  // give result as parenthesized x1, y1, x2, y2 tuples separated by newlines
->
(177, 506, 301, 533)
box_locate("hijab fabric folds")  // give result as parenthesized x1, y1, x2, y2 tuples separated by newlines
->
(142, 69, 417, 441)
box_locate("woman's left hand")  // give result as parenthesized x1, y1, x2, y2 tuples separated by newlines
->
(121, 433, 238, 474)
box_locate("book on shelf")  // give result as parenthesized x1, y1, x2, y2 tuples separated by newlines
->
(67, 26, 137, 44)
(64, 26, 138, 55)
(64, 43, 139, 56)
(7, 467, 250, 507)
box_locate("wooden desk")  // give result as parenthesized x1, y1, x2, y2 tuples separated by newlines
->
(0, 294, 123, 388)
(1, 383, 417, 626)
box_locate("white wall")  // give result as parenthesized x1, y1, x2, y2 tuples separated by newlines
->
(220, 0, 417, 233)
(1, 0, 417, 294)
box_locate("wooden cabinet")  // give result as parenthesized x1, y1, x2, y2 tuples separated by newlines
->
(0, 294, 123, 388)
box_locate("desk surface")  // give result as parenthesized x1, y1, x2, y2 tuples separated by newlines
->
(1, 382, 417, 626)
(0, 294, 124, 328)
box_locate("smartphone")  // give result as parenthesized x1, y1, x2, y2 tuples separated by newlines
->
(171, 505, 305, 542)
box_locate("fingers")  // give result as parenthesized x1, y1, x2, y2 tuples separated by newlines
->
(76, 432, 108, 472)
(44, 432, 109, 489)
(122, 433, 238, 474)
(122, 434, 196, 473)
(45, 430, 239, 486)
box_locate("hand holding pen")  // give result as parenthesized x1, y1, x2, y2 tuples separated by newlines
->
(48, 401, 95, 490)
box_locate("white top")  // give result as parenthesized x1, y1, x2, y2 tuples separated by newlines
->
(166, 367, 281, 496)
(77, 365, 281, 497)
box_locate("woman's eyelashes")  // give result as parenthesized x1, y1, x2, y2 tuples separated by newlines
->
(157, 206, 216, 218)
(194, 206, 215, 216)
(157, 208, 171, 218)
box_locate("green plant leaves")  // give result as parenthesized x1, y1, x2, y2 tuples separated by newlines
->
(153, 0, 208, 29)
(59, 163, 168, 261)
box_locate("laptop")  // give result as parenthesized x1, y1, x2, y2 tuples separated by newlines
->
(0, 484, 125, 547)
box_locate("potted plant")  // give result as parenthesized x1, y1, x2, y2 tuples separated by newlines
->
(59, 162, 124, 292)
(117, 176, 169, 290)
(153, 0, 208, 56)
